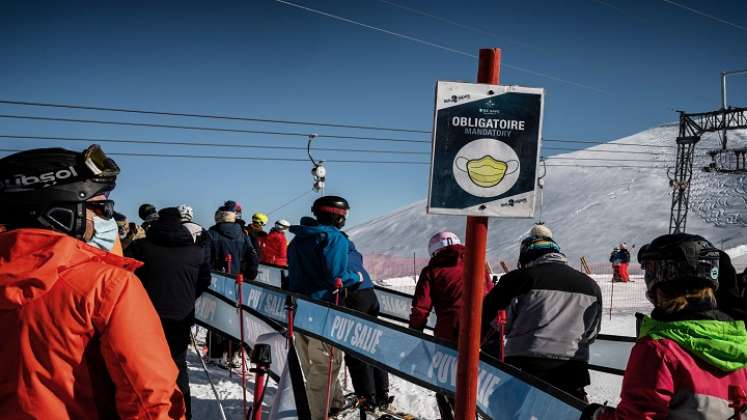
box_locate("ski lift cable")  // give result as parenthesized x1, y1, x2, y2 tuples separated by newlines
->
(0, 134, 431, 155)
(0, 99, 431, 134)
(0, 133, 674, 158)
(273, 0, 610, 94)
(268, 189, 314, 215)
(0, 147, 669, 168)
(0, 114, 430, 144)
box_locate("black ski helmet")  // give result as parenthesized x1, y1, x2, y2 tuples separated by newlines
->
(138, 203, 158, 222)
(312, 195, 350, 228)
(0, 145, 119, 238)
(637, 233, 720, 292)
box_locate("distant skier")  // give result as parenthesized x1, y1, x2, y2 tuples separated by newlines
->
(481, 224, 602, 400)
(138, 202, 159, 231)
(410, 231, 493, 419)
(609, 242, 631, 283)
(125, 207, 212, 419)
(114, 211, 145, 250)
(0, 145, 185, 419)
(247, 211, 269, 260)
(260, 219, 290, 267)
(582, 233, 747, 419)
(287, 196, 370, 419)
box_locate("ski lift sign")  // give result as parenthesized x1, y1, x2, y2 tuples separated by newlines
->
(427, 81, 544, 217)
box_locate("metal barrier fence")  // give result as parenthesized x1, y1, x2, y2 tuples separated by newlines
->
(366, 254, 652, 315)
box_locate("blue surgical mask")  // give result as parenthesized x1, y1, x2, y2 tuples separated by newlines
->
(88, 215, 118, 251)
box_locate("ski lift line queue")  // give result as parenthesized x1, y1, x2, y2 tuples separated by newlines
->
(0, 147, 670, 169)
(0, 135, 675, 158)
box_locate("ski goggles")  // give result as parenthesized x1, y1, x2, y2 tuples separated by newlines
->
(82, 144, 120, 179)
(86, 199, 116, 220)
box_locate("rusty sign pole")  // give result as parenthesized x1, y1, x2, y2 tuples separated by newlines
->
(454, 48, 501, 420)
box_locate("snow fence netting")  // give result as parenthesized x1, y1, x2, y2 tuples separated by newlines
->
(201, 270, 586, 419)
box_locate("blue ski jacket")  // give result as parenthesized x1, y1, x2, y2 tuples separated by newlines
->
(287, 217, 372, 302)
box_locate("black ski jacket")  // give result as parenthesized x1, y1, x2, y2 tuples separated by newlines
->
(126, 217, 212, 321)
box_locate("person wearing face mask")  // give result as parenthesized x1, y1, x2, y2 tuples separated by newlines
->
(0, 145, 186, 419)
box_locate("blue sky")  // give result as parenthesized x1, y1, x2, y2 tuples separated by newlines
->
(1, 0, 745, 228)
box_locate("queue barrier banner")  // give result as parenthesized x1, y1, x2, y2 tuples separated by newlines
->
(251, 264, 634, 375)
(195, 289, 288, 378)
(207, 272, 584, 419)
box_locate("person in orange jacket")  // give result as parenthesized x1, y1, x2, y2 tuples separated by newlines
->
(0, 145, 185, 419)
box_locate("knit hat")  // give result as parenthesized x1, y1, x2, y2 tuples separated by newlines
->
(215, 210, 237, 223)
(519, 224, 561, 267)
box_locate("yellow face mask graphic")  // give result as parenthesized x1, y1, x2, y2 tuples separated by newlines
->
(456, 155, 518, 188)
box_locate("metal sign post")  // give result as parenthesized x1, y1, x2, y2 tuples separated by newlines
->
(427, 48, 545, 420)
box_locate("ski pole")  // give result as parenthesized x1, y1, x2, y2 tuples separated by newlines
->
(225, 253, 234, 378)
(236, 274, 248, 418)
(323, 278, 344, 420)
(284, 295, 296, 348)
(249, 344, 272, 420)
(497, 309, 507, 363)
(191, 331, 228, 420)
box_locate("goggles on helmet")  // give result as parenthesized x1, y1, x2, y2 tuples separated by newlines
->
(82, 145, 120, 179)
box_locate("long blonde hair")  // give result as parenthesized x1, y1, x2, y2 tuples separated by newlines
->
(653, 285, 716, 314)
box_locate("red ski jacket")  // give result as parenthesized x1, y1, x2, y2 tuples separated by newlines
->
(260, 229, 288, 267)
(409, 244, 493, 343)
(0, 229, 185, 420)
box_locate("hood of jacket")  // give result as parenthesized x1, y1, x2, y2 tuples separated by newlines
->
(146, 220, 195, 247)
(289, 217, 339, 239)
(640, 315, 747, 371)
(0, 228, 142, 310)
(209, 222, 245, 240)
(429, 244, 465, 268)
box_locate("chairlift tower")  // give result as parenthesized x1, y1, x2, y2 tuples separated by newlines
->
(669, 69, 747, 233)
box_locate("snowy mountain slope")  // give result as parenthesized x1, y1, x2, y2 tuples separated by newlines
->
(348, 125, 747, 268)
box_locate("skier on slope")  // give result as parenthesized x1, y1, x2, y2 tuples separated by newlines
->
(582, 233, 747, 419)
(287, 195, 368, 419)
(0, 145, 185, 419)
(609, 243, 631, 283)
(481, 224, 602, 400)
(125, 207, 212, 419)
(410, 231, 493, 419)
(260, 219, 291, 267)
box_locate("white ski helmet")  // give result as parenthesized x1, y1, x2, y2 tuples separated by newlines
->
(428, 231, 461, 256)
(275, 219, 291, 230)
(177, 204, 194, 222)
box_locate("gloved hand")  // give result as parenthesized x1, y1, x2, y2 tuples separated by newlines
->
(580, 403, 611, 420)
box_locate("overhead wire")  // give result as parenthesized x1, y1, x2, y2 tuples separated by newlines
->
(273, 0, 610, 94)
(0, 114, 430, 144)
(659, 0, 747, 32)
(0, 99, 431, 134)
(0, 134, 430, 155)
(268, 190, 315, 215)
(0, 147, 669, 169)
